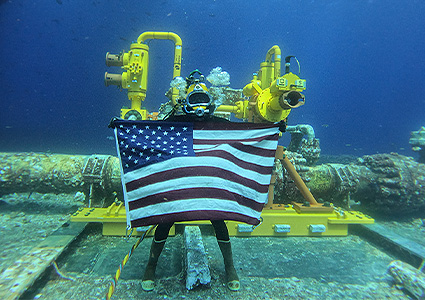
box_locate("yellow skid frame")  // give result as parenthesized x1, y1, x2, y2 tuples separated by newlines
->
(71, 202, 373, 237)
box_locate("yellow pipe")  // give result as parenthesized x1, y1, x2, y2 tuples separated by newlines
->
(215, 105, 239, 114)
(137, 32, 183, 104)
(215, 101, 249, 119)
(130, 98, 142, 110)
(265, 45, 281, 79)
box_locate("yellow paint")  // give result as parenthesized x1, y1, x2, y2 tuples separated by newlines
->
(71, 203, 373, 237)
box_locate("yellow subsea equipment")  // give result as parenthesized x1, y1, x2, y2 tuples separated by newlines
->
(217, 46, 307, 123)
(104, 31, 182, 120)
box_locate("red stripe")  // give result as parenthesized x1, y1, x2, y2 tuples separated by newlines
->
(193, 133, 279, 145)
(128, 187, 265, 211)
(126, 166, 270, 193)
(195, 150, 273, 175)
(225, 143, 277, 157)
(193, 122, 280, 131)
(130, 210, 261, 226)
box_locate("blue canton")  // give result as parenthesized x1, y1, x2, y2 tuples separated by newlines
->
(116, 121, 195, 173)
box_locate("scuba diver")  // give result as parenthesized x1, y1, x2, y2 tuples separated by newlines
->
(142, 70, 240, 292)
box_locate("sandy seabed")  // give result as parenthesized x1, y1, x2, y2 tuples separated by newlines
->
(1, 193, 421, 300)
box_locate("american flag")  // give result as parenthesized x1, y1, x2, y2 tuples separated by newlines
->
(112, 119, 280, 227)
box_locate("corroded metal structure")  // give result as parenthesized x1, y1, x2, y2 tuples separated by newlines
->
(410, 126, 425, 163)
(0, 152, 121, 207)
(1, 152, 424, 215)
(276, 152, 425, 215)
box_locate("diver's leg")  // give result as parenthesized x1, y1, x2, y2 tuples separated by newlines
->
(142, 222, 173, 291)
(211, 220, 240, 291)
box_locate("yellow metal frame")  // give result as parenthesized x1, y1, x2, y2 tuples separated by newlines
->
(70, 202, 373, 237)
(70, 146, 374, 237)
(98, 39, 374, 237)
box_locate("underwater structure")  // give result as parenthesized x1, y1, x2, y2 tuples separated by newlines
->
(2, 31, 425, 299)
(1, 150, 424, 216)
(410, 126, 425, 163)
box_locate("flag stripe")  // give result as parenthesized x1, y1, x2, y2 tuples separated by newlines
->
(126, 165, 269, 193)
(129, 198, 262, 221)
(127, 175, 268, 207)
(127, 187, 265, 211)
(194, 150, 273, 175)
(194, 143, 275, 166)
(193, 122, 281, 132)
(113, 119, 280, 226)
(193, 133, 279, 145)
(124, 156, 273, 187)
(194, 142, 276, 157)
(129, 210, 259, 228)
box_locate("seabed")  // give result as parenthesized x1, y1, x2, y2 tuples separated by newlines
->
(1, 192, 424, 300)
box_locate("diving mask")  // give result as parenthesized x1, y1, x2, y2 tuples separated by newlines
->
(183, 70, 214, 117)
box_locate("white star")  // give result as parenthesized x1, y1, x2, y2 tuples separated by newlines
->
(143, 145, 148, 149)
(183, 137, 187, 142)
(152, 130, 156, 135)
(125, 144, 129, 148)
(157, 136, 161, 140)
(136, 142, 141, 146)
(132, 135, 137, 139)
(126, 129, 130, 133)
(170, 126, 174, 131)
(151, 140, 156, 144)
(157, 153, 162, 157)
(145, 125, 150, 129)
(128, 155, 132, 160)
(163, 141, 168, 145)
(157, 126, 162, 130)
(170, 150, 174, 154)
(119, 125, 123, 128)
(132, 125, 137, 129)
(138, 129, 143, 134)
(145, 135, 150, 139)
(183, 127, 187, 131)
(146, 156, 150, 161)
(139, 152, 143, 157)
(170, 137, 175, 141)
(163, 131, 168, 136)
(134, 159, 138, 164)
(150, 148, 154, 152)
(131, 148, 136, 152)
(176, 132, 181, 136)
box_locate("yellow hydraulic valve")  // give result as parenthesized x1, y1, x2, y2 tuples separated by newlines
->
(241, 46, 307, 123)
(104, 31, 182, 120)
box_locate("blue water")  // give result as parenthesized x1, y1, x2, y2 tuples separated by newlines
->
(1, 0, 424, 157)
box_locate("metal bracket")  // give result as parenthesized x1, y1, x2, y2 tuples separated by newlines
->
(82, 155, 113, 207)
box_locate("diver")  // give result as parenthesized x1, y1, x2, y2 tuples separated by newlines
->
(142, 70, 240, 292)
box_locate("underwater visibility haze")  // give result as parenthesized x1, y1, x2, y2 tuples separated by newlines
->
(1, 0, 425, 156)
(2, 1, 425, 299)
